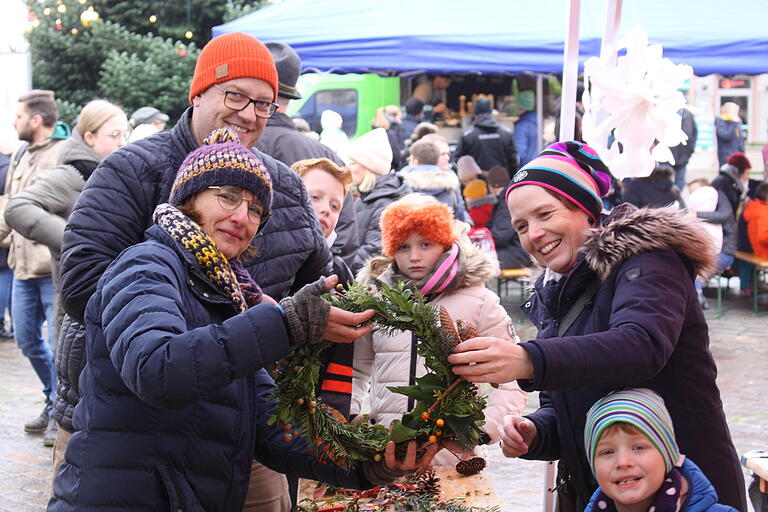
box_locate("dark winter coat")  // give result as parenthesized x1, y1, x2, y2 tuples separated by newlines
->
(487, 186, 532, 269)
(255, 111, 359, 270)
(352, 173, 412, 272)
(48, 225, 368, 512)
(455, 113, 518, 173)
(399, 115, 421, 147)
(623, 176, 683, 209)
(60, 108, 332, 323)
(518, 205, 746, 512)
(513, 111, 538, 168)
(696, 189, 737, 256)
(400, 164, 471, 224)
(669, 108, 698, 169)
(585, 458, 738, 512)
(714, 117, 745, 167)
(710, 168, 744, 221)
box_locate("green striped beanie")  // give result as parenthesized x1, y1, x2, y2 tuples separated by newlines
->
(584, 388, 680, 475)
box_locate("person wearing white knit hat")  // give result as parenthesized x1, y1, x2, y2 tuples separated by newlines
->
(347, 128, 411, 272)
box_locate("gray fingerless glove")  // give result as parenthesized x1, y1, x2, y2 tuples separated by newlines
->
(361, 460, 409, 486)
(279, 278, 330, 345)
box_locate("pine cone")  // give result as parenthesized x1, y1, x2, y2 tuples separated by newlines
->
(406, 468, 440, 496)
(455, 457, 487, 476)
(439, 306, 461, 348)
(456, 319, 479, 341)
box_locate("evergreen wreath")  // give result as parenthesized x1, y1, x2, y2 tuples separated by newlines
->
(269, 281, 488, 470)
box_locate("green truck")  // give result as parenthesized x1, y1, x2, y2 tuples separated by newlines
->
(286, 73, 401, 139)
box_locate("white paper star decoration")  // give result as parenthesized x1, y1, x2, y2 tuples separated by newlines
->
(582, 25, 694, 178)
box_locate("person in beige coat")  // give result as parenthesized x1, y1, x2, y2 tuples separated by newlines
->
(352, 194, 527, 466)
(0, 90, 68, 437)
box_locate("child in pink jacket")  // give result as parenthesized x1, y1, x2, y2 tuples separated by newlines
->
(351, 193, 527, 466)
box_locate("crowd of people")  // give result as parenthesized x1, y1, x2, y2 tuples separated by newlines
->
(0, 30, 764, 512)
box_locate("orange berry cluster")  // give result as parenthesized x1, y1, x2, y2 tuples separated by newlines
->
(421, 413, 445, 443)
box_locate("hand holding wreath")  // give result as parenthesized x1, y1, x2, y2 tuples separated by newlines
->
(269, 281, 488, 473)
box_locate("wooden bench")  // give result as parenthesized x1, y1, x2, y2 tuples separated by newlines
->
(743, 451, 768, 494)
(734, 251, 768, 315)
(496, 267, 532, 310)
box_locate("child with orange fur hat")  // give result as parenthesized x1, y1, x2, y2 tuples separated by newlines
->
(351, 193, 527, 467)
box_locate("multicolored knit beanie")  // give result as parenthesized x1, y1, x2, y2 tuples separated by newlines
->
(584, 388, 681, 476)
(506, 141, 612, 222)
(169, 127, 273, 217)
(379, 194, 456, 258)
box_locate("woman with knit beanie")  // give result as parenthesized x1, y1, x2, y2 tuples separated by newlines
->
(352, 193, 527, 467)
(48, 128, 437, 512)
(347, 127, 412, 272)
(4, 99, 128, 451)
(447, 141, 746, 510)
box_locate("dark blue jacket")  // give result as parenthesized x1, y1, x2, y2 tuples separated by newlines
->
(514, 111, 538, 168)
(714, 118, 745, 167)
(487, 185, 531, 269)
(48, 225, 367, 512)
(60, 108, 331, 324)
(517, 205, 746, 512)
(585, 458, 739, 512)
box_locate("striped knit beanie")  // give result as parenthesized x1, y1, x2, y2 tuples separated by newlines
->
(506, 141, 612, 222)
(189, 32, 278, 103)
(169, 127, 272, 221)
(585, 388, 680, 476)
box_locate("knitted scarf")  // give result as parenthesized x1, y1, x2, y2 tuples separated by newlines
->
(388, 242, 465, 299)
(590, 465, 684, 512)
(153, 203, 262, 312)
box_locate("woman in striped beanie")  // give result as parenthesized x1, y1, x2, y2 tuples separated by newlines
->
(447, 141, 746, 510)
(351, 193, 528, 466)
(584, 388, 738, 512)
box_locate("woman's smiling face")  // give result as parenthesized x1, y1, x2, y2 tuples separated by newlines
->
(507, 185, 591, 274)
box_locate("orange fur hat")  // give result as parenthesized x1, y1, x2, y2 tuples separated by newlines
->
(379, 194, 456, 258)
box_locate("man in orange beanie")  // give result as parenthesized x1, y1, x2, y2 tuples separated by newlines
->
(55, 31, 436, 512)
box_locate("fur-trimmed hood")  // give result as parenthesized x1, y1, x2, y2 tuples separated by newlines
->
(401, 166, 461, 192)
(356, 224, 494, 291)
(583, 204, 718, 281)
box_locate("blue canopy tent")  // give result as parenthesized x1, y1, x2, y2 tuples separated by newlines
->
(213, 0, 768, 76)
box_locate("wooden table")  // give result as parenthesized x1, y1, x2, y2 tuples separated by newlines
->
(734, 251, 768, 315)
(299, 466, 500, 509)
(745, 453, 768, 494)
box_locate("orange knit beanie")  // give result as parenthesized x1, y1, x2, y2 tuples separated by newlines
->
(380, 194, 456, 258)
(188, 32, 278, 103)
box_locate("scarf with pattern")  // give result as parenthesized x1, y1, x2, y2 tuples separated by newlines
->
(153, 203, 262, 312)
(590, 465, 684, 512)
(388, 242, 465, 299)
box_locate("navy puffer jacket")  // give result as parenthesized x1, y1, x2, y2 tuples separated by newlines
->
(517, 205, 746, 512)
(48, 225, 367, 511)
(60, 108, 331, 323)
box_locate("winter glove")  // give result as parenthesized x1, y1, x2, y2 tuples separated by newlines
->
(279, 278, 330, 345)
(361, 460, 409, 486)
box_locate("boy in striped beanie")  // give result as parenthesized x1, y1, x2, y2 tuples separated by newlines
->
(583, 388, 737, 512)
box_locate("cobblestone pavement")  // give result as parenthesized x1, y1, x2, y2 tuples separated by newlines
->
(0, 284, 765, 511)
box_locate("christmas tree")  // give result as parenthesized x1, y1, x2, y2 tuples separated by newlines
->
(24, 0, 263, 124)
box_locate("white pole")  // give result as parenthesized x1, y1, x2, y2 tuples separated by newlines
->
(536, 74, 544, 153)
(602, 0, 623, 62)
(558, 0, 581, 142)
